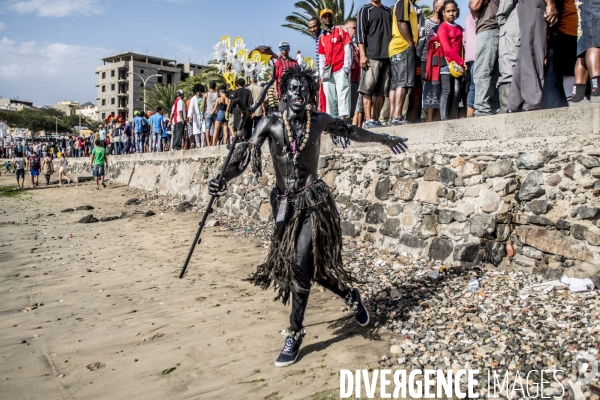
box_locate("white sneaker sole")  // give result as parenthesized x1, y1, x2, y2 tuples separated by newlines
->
(274, 353, 299, 368)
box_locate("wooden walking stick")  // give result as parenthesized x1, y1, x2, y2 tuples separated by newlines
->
(179, 77, 275, 279)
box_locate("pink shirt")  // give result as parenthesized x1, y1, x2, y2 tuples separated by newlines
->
(464, 14, 477, 63)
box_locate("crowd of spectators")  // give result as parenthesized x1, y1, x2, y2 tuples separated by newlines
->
(308, 0, 598, 126)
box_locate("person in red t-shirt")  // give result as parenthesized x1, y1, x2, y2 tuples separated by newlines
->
(318, 9, 353, 120)
(274, 41, 299, 111)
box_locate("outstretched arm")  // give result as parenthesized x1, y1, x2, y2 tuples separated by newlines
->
(323, 114, 409, 155)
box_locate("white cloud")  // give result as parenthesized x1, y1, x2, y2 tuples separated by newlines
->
(0, 22, 6, 30)
(0, 36, 113, 104)
(5, 0, 103, 17)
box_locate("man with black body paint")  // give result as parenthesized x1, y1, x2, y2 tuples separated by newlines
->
(208, 67, 408, 368)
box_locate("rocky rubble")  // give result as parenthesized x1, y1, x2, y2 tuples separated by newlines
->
(358, 251, 599, 397)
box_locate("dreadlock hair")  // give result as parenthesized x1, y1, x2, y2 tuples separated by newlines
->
(279, 66, 318, 107)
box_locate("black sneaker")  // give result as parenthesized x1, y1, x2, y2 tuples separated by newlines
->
(346, 288, 370, 327)
(275, 329, 305, 367)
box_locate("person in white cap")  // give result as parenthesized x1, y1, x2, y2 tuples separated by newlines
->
(273, 41, 299, 111)
(318, 8, 354, 120)
(170, 89, 186, 150)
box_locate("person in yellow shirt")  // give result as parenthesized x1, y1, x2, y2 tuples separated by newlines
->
(388, 0, 418, 125)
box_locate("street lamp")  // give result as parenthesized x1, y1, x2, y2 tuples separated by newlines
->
(54, 116, 58, 137)
(128, 71, 163, 114)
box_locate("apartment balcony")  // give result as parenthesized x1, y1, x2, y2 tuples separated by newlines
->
(117, 92, 128, 97)
(117, 106, 128, 111)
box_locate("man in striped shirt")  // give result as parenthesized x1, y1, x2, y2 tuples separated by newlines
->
(274, 41, 299, 111)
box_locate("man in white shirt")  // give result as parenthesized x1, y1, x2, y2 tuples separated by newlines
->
(170, 89, 187, 150)
(296, 50, 304, 66)
(187, 84, 205, 148)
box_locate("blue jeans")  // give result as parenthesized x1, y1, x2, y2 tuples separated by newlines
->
(204, 112, 214, 137)
(113, 142, 121, 155)
(542, 49, 568, 109)
(473, 28, 500, 115)
(135, 131, 143, 153)
(152, 132, 162, 152)
(466, 61, 476, 108)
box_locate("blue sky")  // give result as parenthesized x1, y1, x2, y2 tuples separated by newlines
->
(0, 0, 468, 107)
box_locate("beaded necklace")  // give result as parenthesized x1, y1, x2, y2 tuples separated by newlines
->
(282, 108, 311, 157)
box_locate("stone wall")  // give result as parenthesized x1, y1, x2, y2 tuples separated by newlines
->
(67, 104, 600, 282)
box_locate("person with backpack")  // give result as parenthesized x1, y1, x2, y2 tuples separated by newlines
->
(41, 152, 54, 185)
(27, 151, 41, 187)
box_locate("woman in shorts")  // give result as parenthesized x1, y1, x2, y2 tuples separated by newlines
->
(210, 88, 230, 146)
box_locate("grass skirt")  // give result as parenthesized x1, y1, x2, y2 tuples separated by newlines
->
(247, 180, 353, 304)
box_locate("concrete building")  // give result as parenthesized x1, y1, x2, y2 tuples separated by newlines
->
(179, 62, 205, 79)
(0, 97, 34, 111)
(52, 101, 80, 116)
(76, 102, 99, 121)
(95, 52, 206, 121)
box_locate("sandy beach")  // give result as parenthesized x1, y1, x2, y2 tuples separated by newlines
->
(0, 174, 390, 400)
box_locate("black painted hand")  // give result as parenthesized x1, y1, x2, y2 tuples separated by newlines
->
(208, 177, 225, 197)
(387, 136, 409, 155)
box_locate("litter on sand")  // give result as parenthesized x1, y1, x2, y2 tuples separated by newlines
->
(519, 280, 568, 299)
(561, 275, 595, 292)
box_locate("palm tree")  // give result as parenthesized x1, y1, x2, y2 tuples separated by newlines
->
(417, 0, 434, 19)
(283, 0, 356, 38)
(178, 63, 227, 96)
(145, 84, 178, 115)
